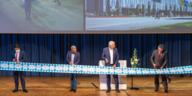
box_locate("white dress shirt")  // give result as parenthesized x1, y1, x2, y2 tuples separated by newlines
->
(109, 48, 113, 64)
(71, 53, 75, 64)
(159, 51, 162, 55)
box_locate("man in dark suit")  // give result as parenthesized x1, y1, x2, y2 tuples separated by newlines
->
(66, 45, 80, 92)
(24, 0, 32, 20)
(102, 41, 120, 93)
(150, 44, 168, 93)
(11, 44, 28, 93)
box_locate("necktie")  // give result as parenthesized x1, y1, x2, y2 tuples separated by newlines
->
(159, 53, 161, 66)
(15, 52, 19, 61)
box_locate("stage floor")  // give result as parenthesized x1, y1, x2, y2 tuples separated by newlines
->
(0, 76, 191, 96)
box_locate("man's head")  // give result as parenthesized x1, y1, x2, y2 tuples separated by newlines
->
(14, 44, 20, 51)
(158, 44, 164, 53)
(108, 41, 115, 49)
(71, 45, 77, 54)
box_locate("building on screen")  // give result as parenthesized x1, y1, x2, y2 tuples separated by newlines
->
(85, 0, 192, 16)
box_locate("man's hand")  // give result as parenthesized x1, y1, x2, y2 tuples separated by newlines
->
(69, 62, 72, 65)
(160, 66, 163, 69)
(105, 59, 109, 63)
(72, 64, 75, 65)
(153, 64, 156, 68)
(13, 59, 15, 62)
(16, 61, 20, 63)
(113, 65, 116, 69)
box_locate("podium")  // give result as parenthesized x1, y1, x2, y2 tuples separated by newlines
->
(99, 60, 127, 90)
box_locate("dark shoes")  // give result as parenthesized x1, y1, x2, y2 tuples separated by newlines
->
(13, 89, 28, 93)
(106, 89, 110, 93)
(154, 89, 168, 93)
(69, 88, 73, 91)
(116, 89, 120, 93)
(23, 89, 28, 93)
(106, 89, 120, 93)
(13, 89, 18, 92)
(69, 88, 76, 92)
(154, 89, 158, 92)
(168, 78, 172, 83)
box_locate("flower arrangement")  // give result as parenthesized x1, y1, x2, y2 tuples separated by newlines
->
(130, 48, 140, 68)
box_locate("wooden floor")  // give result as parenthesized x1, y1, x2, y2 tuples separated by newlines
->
(0, 76, 192, 96)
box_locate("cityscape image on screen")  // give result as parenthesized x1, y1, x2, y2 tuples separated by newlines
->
(86, 0, 192, 32)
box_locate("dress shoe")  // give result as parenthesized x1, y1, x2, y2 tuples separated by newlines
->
(165, 90, 168, 93)
(23, 89, 28, 93)
(116, 90, 120, 93)
(106, 89, 110, 93)
(168, 78, 172, 83)
(69, 88, 73, 91)
(73, 89, 76, 92)
(13, 89, 18, 92)
(154, 89, 158, 92)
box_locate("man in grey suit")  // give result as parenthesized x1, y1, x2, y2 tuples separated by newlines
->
(102, 41, 120, 93)
(150, 44, 168, 93)
(66, 45, 80, 92)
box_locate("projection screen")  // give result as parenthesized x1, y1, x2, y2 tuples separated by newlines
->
(1, 0, 192, 33)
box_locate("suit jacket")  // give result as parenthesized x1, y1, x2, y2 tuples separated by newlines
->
(66, 51, 80, 65)
(150, 49, 168, 68)
(11, 50, 26, 62)
(102, 47, 119, 66)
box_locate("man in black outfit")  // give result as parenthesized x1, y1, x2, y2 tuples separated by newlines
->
(25, 0, 32, 20)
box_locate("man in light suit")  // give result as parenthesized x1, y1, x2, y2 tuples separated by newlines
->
(11, 44, 28, 93)
(150, 44, 168, 93)
(66, 45, 80, 92)
(102, 41, 120, 93)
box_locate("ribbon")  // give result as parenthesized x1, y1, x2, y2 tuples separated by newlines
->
(0, 61, 192, 75)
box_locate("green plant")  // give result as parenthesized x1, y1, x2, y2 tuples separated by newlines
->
(136, 4, 140, 15)
(165, 3, 167, 15)
(106, 0, 111, 16)
(112, 9, 116, 16)
(177, 8, 179, 16)
(115, 0, 120, 16)
(142, 4, 145, 16)
(130, 11, 134, 15)
(148, 1, 151, 17)
(130, 48, 140, 68)
(153, 2, 156, 16)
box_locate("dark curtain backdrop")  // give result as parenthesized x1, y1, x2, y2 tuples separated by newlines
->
(0, 34, 191, 76)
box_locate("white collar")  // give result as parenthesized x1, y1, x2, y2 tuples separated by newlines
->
(109, 48, 113, 50)
(16, 50, 20, 53)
